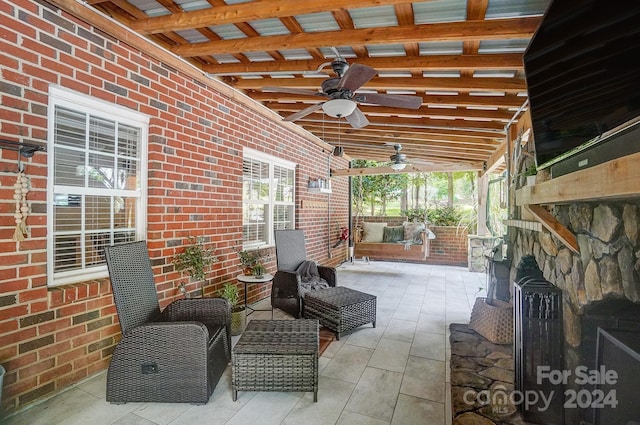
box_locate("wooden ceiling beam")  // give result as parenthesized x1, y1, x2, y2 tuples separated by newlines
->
(295, 115, 507, 131)
(314, 140, 495, 160)
(338, 142, 490, 160)
(302, 126, 501, 146)
(248, 91, 526, 109)
(301, 123, 502, 141)
(267, 102, 514, 121)
(331, 161, 484, 176)
(170, 17, 541, 57)
(203, 53, 524, 74)
(236, 75, 527, 92)
(312, 132, 497, 151)
(132, 0, 418, 34)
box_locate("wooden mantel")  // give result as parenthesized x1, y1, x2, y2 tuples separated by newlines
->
(514, 151, 640, 254)
(516, 151, 640, 206)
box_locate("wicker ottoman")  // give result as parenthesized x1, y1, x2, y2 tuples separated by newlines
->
(304, 286, 376, 340)
(232, 319, 319, 402)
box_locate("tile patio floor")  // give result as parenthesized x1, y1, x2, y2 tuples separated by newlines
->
(2, 260, 486, 425)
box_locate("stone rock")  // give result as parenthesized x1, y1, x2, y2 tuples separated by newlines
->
(590, 237, 611, 260)
(451, 355, 481, 370)
(451, 386, 482, 413)
(569, 203, 592, 233)
(600, 255, 624, 297)
(584, 259, 603, 302)
(452, 412, 497, 425)
(539, 232, 558, 256)
(557, 248, 573, 275)
(451, 369, 493, 389)
(450, 323, 475, 334)
(450, 330, 481, 343)
(563, 300, 581, 348)
(479, 367, 514, 384)
(577, 234, 593, 271)
(486, 351, 511, 360)
(494, 358, 514, 370)
(452, 341, 490, 358)
(592, 205, 620, 243)
(478, 403, 519, 423)
(623, 204, 639, 245)
(619, 245, 640, 302)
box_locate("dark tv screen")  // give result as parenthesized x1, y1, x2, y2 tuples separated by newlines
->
(523, 0, 640, 168)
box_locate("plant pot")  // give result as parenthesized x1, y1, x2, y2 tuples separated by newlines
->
(243, 266, 253, 276)
(230, 307, 246, 336)
(526, 175, 537, 186)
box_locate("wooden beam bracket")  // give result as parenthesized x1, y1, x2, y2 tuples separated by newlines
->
(524, 205, 579, 254)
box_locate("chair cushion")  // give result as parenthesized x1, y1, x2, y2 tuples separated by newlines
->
(403, 222, 426, 244)
(361, 222, 387, 243)
(383, 226, 404, 243)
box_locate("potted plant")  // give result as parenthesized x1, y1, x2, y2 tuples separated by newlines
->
(173, 236, 217, 297)
(524, 164, 537, 186)
(219, 282, 246, 335)
(252, 262, 266, 279)
(235, 248, 262, 276)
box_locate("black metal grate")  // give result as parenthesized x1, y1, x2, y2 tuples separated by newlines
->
(513, 255, 565, 425)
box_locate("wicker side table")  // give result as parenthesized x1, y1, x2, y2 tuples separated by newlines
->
(232, 319, 319, 402)
(304, 286, 376, 340)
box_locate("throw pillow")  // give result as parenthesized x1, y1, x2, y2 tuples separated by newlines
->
(361, 222, 387, 243)
(383, 226, 404, 243)
(403, 222, 426, 244)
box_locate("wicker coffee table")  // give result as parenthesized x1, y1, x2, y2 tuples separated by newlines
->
(304, 286, 376, 340)
(232, 319, 319, 402)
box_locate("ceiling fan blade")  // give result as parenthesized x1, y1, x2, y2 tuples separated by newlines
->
(357, 93, 423, 109)
(345, 106, 369, 129)
(283, 102, 325, 122)
(338, 64, 377, 92)
(262, 86, 327, 97)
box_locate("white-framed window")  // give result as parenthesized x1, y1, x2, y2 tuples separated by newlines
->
(242, 148, 295, 248)
(47, 86, 148, 286)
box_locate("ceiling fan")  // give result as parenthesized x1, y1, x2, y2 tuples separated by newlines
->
(262, 55, 423, 129)
(388, 143, 409, 171)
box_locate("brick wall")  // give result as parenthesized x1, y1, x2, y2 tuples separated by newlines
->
(0, 0, 348, 414)
(426, 226, 468, 267)
(353, 217, 468, 266)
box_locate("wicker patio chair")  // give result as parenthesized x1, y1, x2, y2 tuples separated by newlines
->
(104, 241, 231, 404)
(272, 230, 337, 318)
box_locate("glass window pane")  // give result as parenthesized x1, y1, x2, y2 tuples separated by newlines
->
(55, 107, 85, 149)
(113, 231, 136, 246)
(85, 233, 110, 266)
(54, 199, 82, 232)
(114, 196, 136, 229)
(54, 147, 85, 186)
(87, 153, 115, 189)
(118, 124, 139, 158)
(85, 195, 112, 230)
(117, 158, 138, 190)
(54, 235, 81, 272)
(89, 117, 115, 153)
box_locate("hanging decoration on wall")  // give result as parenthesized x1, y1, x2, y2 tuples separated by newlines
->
(13, 171, 29, 241)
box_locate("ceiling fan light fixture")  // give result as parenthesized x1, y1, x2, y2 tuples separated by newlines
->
(322, 99, 357, 118)
(390, 162, 407, 171)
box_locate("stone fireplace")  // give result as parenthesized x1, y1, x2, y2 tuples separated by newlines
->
(509, 201, 640, 425)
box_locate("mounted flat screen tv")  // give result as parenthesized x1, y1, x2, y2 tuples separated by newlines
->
(523, 0, 640, 170)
